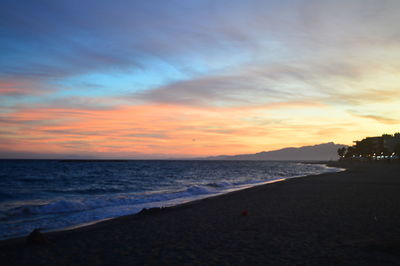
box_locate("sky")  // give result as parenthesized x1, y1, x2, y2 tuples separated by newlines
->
(1, 0, 400, 159)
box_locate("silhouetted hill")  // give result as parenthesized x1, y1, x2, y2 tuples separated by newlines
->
(203, 142, 347, 161)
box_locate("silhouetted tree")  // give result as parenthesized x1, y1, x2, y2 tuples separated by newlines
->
(337, 147, 347, 159)
(354, 138, 377, 157)
(345, 146, 355, 158)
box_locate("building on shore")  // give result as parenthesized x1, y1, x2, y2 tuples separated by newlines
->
(341, 133, 400, 160)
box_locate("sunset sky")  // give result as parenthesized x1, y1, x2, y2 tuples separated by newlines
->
(1, 0, 400, 159)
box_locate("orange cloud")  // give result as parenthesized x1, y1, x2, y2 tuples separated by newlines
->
(1, 100, 398, 158)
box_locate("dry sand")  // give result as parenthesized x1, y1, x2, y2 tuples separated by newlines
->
(1, 162, 400, 265)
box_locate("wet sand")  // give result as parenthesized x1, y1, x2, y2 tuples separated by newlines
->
(1, 162, 400, 265)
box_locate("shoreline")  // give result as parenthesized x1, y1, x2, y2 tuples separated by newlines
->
(2, 162, 400, 265)
(0, 163, 341, 241)
(51, 167, 341, 235)
(47, 176, 291, 237)
(50, 178, 287, 234)
(2, 163, 346, 241)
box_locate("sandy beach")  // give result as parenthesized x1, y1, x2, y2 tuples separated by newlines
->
(1, 162, 400, 265)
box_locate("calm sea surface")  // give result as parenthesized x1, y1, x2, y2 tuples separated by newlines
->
(0, 160, 342, 240)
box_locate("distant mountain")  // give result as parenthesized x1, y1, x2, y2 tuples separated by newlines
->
(202, 142, 347, 161)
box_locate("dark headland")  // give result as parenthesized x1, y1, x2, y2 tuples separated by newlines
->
(1, 162, 400, 265)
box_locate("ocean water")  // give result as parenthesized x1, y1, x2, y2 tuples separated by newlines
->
(0, 160, 342, 240)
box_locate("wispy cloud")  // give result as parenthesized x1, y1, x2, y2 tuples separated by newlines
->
(349, 112, 400, 125)
(1, 0, 400, 157)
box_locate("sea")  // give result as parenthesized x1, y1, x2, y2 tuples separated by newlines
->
(0, 160, 342, 240)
